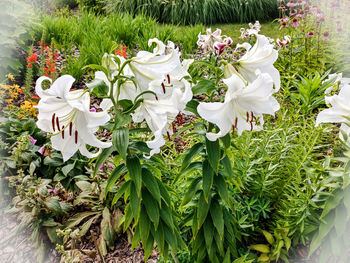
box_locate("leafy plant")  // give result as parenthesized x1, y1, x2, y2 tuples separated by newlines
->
(291, 70, 336, 113)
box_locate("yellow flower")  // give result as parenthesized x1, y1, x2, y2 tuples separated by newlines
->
(6, 98, 13, 104)
(7, 73, 15, 81)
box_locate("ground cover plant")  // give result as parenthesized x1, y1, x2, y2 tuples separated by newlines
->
(1, 0, 350, 263)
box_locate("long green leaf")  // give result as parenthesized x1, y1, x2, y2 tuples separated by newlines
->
(104, 164, 126, 198)
(206, 138, 220, 172)
(142, 168, 161, 205)
(126, 155, 142, 196)
(94, 146, 115, 176)
(180, 142, 204, 172)
(202, 159, 214, 202)
(112, 127, 129, 160)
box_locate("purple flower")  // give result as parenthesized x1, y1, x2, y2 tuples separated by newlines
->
(29, 136, 37, 144)
(90, 107, 97, 112)
(99, 164, 104, 170)
(38, 145, 45, 155)
(108, 165, 113, 169)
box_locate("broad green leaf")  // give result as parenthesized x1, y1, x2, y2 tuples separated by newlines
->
(62, 163, 75, 176)
(206, 138, 220, 172)
(159, 204, 174, 232)
(163, 223, 178, 249)
(152, 221, 165, 254)
(221, 133, 231, 149)
(249, 244, 270, 253)
(104, 164, 126, 198)
(184, 99, 200, 116)
(123, 203, 134, 232)
(181, 177, 201, 206)
(112, 180, 131, 206)
(309, 210, 336, 256)
(203, 219, 214, 252)
(192, 79, 216, 95)
(132, 224, 141, 249)
(210, 199, 224, 240)
(215, 173, 230, 206)
(180, 142, 204, 172)
(223, 248, 231, 263)
(130, 183, 141, 222)
(143, 188, 160, 229)
(142, 168, 161, 205)
(157, 179, 171, 206)
(321, 189, 345, 219)
(221, 155, 242, 190)
(64, 211, 98, 229)
(126, 155, 142, 196)
(112, 128, 129, 160)
(139, 207, 150, 245)
(94, 146, 115, 176)
(197, 192, 211, 229)
(144, 233, 154, 261)
(202, 159, 214, 202)
(262, 230, 275, 245)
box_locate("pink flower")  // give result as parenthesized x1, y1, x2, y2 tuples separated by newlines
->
(277, 36, 291, 48)
(304, 31, 314, 37)
(291, 17, 300, 27)
(322, 31, 330, 40)
(287, 0, 297, 8)
(290, 8, 297, 16)
(38, 145, 45, 155)
(278, 17, 290, 22)
(108, 165, 113, 169)
(29, 136, 37, 144)
(213, 42, 227, 56)
(280, 21, 289, 30)
(99, 164, 104, 170)
(90, 107, 97, 112)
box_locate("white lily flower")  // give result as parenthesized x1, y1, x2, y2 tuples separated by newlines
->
(197, 73, 280, 141)
(35, 75, 112, 161)
(316, 82, 350, 142)
(197, 28, 222, 52)
(236, 31, 280, 91)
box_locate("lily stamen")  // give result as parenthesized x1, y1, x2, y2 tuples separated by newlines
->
(69, 122, 73, 136)
(167, 74, 170, 84)
(56, 117, 61, 131)
(246, 112, 250, 122)
(62, 126, 65, 139)
(161, 82, 166, 94)
(52, 113, 56, 132)
(75, 130, 78, 144)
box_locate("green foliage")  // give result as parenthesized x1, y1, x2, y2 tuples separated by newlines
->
(290, 70, 336, 113)
(32, 12, 203, 80)
(0, 0, 34, 81)
(101, 0, 278, 25)
(309, 149, 350, 263)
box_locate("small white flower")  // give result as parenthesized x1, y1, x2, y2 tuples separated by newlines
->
(35, 75, 111, 161)
(197, 73, 280, 141)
